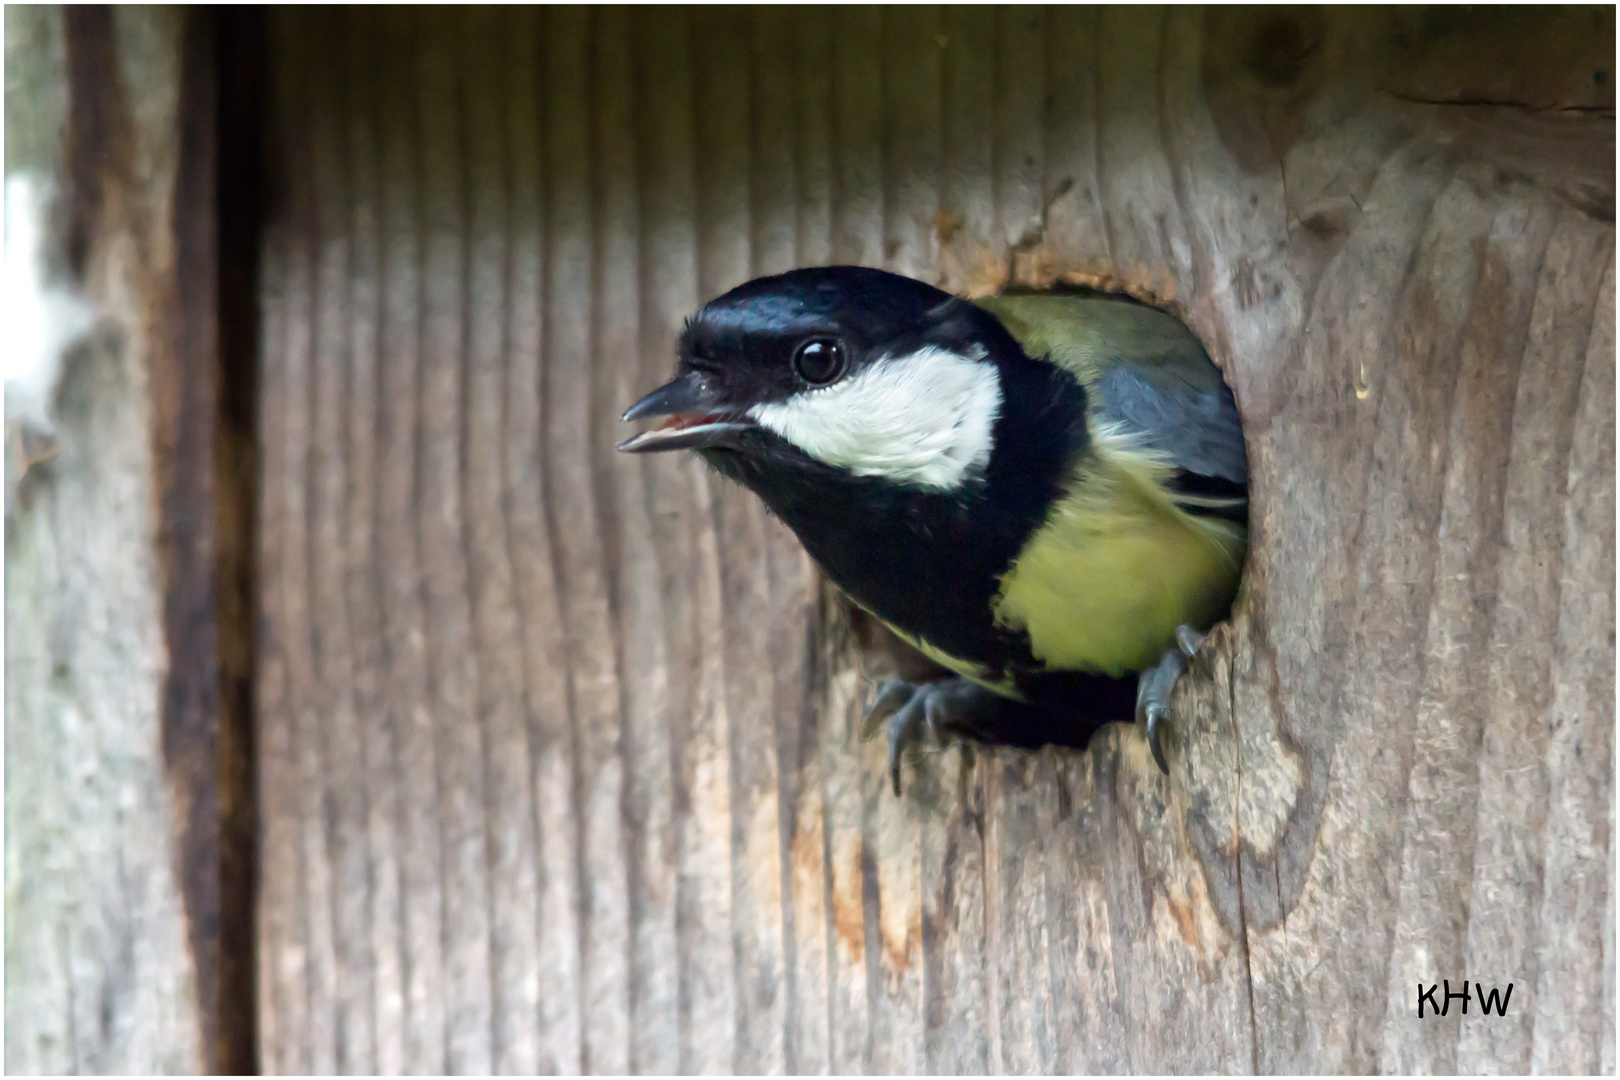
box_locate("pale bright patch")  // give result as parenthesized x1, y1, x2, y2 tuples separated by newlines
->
(3, 173, 96, 431)
(749, 345, 1001, 490)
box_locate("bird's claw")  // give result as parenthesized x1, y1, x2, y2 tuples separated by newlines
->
(860, 678, 915, 741)
(1175, 624, 1207, 668)
(884, 693, 934, 797)
(861, 677, 988, 795)
(1143, 702, 1171, 775)
(1135, 624, 1211, 775)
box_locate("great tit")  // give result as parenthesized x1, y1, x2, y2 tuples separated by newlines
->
(619, 266, 1247, 794)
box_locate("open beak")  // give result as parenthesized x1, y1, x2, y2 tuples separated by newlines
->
(616, 370, 753, 453)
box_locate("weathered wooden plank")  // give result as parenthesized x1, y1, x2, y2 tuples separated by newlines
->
(690, 12, 790, 1074)
(255, 141, 298, 1079)
(1039, 6, 1109, 280)
(323, 9, 396, 1073)
(983, 14, 1068, 1071)
(1529, 259, 1615, 1074)
(540, 9, 635, 1074)
(460, 9, 545, 1074)
(626, 8, 690, 1073)
(994, 6, 1046, 270)
(5, 7, 223, 1070)
(590, 8, 654, 1078)
(1378, 193, 1558, 1075)
(926, 13, 1002, 1074)
(501, 10, 586, 1072)
(681, 461, 742, 1072)
(305, 11, 381, 1069)
(882, 6, 942, 282)
(250, 8, 1615, 1075)
(287, 21, 344, 1068)
(867, 10, 948, 1076)
(938, 5, 998, 296)
(416, 13, 496, 1072)
(1093, 9, 1188, 297)
(378, 10, 449, 1071)
(262, 12, 324, 1071)
(776, 10, 837, 1074)
(1457, 212, 1614, 1073)
(819, 9, 887, 1075)
(745, 10, 821, 1076)
(652, 11, 754, 1074)
(1046, 754, 1131, 1074)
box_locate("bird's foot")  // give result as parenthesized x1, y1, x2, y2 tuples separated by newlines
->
(1135, 625, 1209, 775)
(860, 676, 999, 796)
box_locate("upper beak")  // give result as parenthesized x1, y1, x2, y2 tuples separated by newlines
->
(616, 369, 753, 453)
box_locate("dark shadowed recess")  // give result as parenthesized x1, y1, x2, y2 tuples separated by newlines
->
(213, 7, 268, 1074)
(65, 5, 270, 1073)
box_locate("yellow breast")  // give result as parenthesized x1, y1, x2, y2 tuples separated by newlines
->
(990, 428, 1246, 679)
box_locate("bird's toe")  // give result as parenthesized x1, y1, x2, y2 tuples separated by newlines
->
(1144, 703, 1171, 775)
(1174, 624, 1212, 676)
(861, 677, 916, 741)
(885, 692, 930, 796)
(1136, 647, 1190, 775)
(878, 677, 1002, 795)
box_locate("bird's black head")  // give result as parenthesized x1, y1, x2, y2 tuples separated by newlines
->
(618, 266, 1020, 493)
(618, 266, 1092, 675)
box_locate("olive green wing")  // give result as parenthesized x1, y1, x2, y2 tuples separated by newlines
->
(976, 293, 1248, 516)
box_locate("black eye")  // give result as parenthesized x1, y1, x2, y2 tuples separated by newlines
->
(793, 338, 846, 385)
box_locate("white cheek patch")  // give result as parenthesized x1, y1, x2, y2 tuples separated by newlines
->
(749, 345, 1002, 490)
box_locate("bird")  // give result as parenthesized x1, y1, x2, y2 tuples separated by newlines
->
(618, 266, 1247, 794)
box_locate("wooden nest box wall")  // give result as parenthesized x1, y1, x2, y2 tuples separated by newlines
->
(5, 6, 1613, 1074)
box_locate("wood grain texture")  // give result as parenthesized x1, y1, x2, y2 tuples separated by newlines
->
(255, 8, 1614, 1073)
(4, 5, 238, 1073)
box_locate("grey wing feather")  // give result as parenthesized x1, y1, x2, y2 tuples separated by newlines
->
(1092, 363, 1248, 486)
(975, 292, 1249, 494)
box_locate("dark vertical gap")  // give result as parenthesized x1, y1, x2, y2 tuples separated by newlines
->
(162, 7, 228, 1073)
(214, 6, 268, 1075)
(62, 17, 245, 1071)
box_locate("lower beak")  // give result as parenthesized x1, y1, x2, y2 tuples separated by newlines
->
(616, 370, 753, 454)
